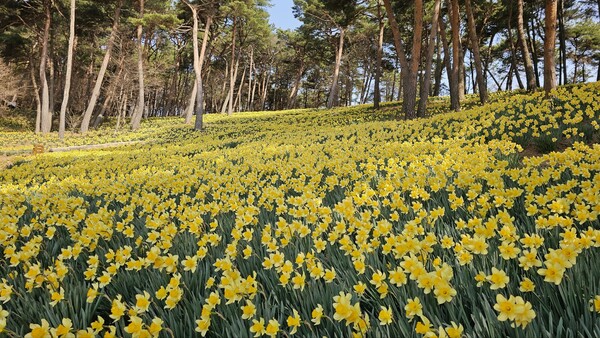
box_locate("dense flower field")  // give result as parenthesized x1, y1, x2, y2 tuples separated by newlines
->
(1, 83, 600, 337)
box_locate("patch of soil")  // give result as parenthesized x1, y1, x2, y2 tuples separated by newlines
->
(0, 155, 14, 169)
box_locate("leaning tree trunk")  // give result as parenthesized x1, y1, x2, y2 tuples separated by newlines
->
(246, 48, 254, 111)
(448, 0, 461, 111)
(439, 12, 459, 111)
(194, 15, 212, 130)
(234, 66, 247, 112)
(30, 58, 42, 133)
(373, 0, 385, 109)
(417, 0, 441, 117)
(184, 81, 197, 123)
(80, 0, 122, 133)
(227, 18, 237, 116)
(59, 0, 76, 140)
(544, 0, 557, 94)
(517, 0, 537, 91)
(327, 28, 345, 109)
(464, 0, 487, 103)
(288, 61, 304, 109)
(131, 0, 145, 130)
(39, 0, 52, 134)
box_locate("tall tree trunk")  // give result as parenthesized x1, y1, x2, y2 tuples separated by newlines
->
(183, 1, 212, 129)
(251, 71, 258, 110)
(383, 0, 422, 119)
(458, 46, 466, 100)
(246, 48, 254, 111)
(417, 0, 441, 117)
(194, 15, 212, 129)
(526, 17, 541, 87)
(359, 62, 371, 104)
(40, 0, 52, 133)
(184, 81, 197, 123)
(49, 34, 55, 121)
(507, 1, 525, 90)
(506, 63, 514, 90)
(557, 0, 567, 85)
(516, 0, 536, 90)
(80, 0, 122, 133)
(30, 58, 41, 133)
(59, 0, 76, 140)
(544, 0, 557, 94)
(373, 0, 384, 109)
(327, 28, 345, 109)
(406, 0, 423, 119)
(464, 0, 487, 103)
(228, 57, 240, 114)
(433, 35, 443, 96)
(131, 0, 145, 130)
(288, 62, 304, 109)
(449, 0, 462, 110)
(227, 18, 237, 116)
(469, 50, 476, 94)
(439, 7, 459, 111)
(234, 66, 247, 112)
(260, 72, 270, 110)
(93, 55, 125, 128)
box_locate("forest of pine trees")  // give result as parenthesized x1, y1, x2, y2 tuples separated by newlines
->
(0, 0, 599, 132)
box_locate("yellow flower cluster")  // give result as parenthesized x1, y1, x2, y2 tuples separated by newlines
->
(0, 83, 599, 337)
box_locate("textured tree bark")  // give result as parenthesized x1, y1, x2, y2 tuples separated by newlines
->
(544, 0, 557, 94)
(184, 81, 197, 123)
(288, 62, 304, 109)
(450, 0, 466, 102)
(433, 35, 443, 97)
(406, 0, 423, 119)
(417, 0, 441, 117)
(383, 0, 422, 119)
(30, 59, 41, 133)
(464, 0, 487, 103)
(59, 0, 76, 140)
(516, 0, 536, 90)
(449, 0, 462, 110)
(227, 18, 237, 116)
(80, 0, 122, 133)
(327, 28, 345, 109)
(195, 14, 212, 129)
(48, 36, 55, 122)
(228, 57, 240, 113)
(40, 0, 52, 133)
(373, 0, 385, 109)
(439, 7, 459, 111)
(131, 0, 145, 130)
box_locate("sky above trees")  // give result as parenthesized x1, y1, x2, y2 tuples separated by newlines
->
(266, 0, 301, 30)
